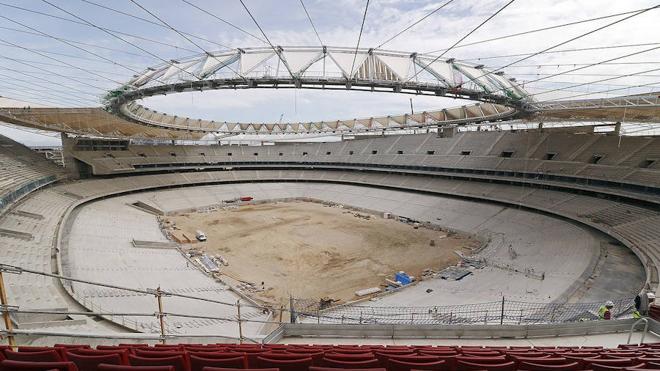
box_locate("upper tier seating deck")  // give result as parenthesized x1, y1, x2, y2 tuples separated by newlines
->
(68, 132, 660, 193)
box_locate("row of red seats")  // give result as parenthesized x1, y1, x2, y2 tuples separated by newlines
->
(2, 343, 660, 371)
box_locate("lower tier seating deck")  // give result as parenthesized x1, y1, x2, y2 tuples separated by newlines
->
(0, 134, 65, 210)
(5, 343, 660, 371)
(62, 182, 629, 329)
(0, 167, 655, 339)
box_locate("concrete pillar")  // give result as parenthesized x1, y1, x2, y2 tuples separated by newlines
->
(60, 133, 81, 179)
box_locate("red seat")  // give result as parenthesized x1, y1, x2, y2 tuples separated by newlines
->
(638, 357, 660, 363)
(557, 353, 600, 368)
(117, 346, 150, 350)
(518, 361, 580, 371)
(255, 357, 312, 371)
(625, 366, 660, 371)
(186, 353, 245, 360)
(310, 367, 384, 371)
(591, 363, 645, 371)
(226, 349, 262, 353)
(201, 368, 278, 371)
(602, 353, 643, 358)
(456, 360, 515, 371)
(460, 352, 501, 357)
(509, 356, 566, 366)
(418, 351, 457, 357)
(56, 346, 91, 351)
(67, 350, 130, 365)
(506, 352, 549, 359)
(455, 356, 506, 364)
(133, 352, 187, 361)
(375, 352, 415, 357)
(321, 359, 380, 369)
(98, 365, 173, 371)
(287, 353, 324, 366)
(17, 347, 63, 353)
(329, 350, 372, 355)
(584, 357, 636, 369)
(189, 356, 245, 371)
(128, 355, 188, 371)
(4, 350, 63, 363)
(323, 354, 375, 362)
(231, 351, 266, 369)
(285, 349, 321, 354)
(387, 356, 440, 364)
(387, 359, 447, 371)
(66, 353, 123, 371)
(259, 354, 311, 361)
(95, 347, 133, 352)
(0, 360, 77, 371)
(133, 352, 189, 371)
(184, 349, 226, 354)
(374, 353, 416, 366)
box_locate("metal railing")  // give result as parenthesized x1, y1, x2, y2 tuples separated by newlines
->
(0, 263, 642, 347)
(0, 263, 281, 345)
(291, 297, 636, 325)
(628, 317, 650, 345)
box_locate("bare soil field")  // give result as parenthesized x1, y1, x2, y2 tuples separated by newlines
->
(167, 201, 479, 306)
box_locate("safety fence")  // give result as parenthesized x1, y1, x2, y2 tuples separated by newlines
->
(0, 263, 637, 347)
(292, 297, 635, 325)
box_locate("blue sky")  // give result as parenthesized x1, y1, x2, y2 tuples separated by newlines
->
(0, 0, 658, 145)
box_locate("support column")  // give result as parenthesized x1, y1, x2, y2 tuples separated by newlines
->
(0, 271, 16, 347)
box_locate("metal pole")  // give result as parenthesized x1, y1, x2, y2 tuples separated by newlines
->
(155, 287, 166, 344)
(0, 271, 16, 347)
(279, 305, 284, 324)
(551, 306, 556, 322)
(289, 296, 296, 324)
(500, 297, 505, 325)
(236, 300, 243, 344)
(409, 98, 414, 115)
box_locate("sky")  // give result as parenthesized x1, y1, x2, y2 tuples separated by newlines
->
(0, 0, 659, 145)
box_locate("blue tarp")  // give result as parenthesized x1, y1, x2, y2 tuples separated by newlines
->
(395, 271, 411, 285)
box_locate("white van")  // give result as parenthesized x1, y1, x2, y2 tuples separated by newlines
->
(195, 230, 207, 241)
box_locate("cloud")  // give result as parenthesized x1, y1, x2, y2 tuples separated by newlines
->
(0, 0, 658, 145)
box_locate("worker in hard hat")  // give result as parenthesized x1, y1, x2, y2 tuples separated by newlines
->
(634, 291, 656, 318)
(598, 301, 614, 320)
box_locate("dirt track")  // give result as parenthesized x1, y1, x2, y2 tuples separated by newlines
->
(167, 201, 478, 305)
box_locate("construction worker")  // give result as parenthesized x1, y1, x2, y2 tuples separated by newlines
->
(598, 300, 614, 320)
(634, 291, 656, 318)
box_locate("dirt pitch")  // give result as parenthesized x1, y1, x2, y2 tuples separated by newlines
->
(167, 201, 479, 306)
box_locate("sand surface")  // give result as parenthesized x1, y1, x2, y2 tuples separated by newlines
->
(167, 201, 478, 306)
